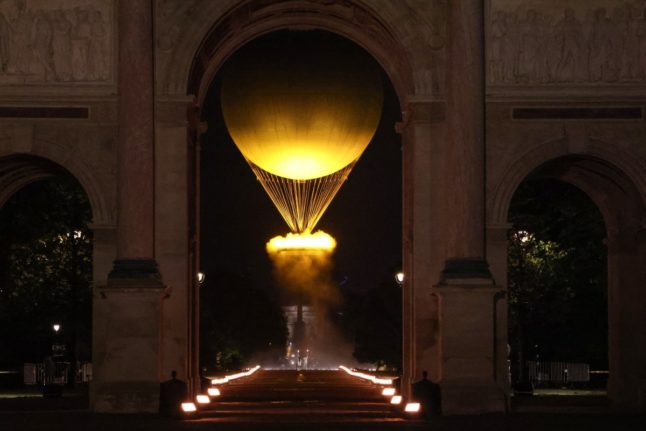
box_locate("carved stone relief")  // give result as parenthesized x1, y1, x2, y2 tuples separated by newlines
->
(396, 0, 447, 96)
(488, 0, 646, 84)
(0, 0, 112, 85)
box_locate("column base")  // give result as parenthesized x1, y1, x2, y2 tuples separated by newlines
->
(91, 279, 166, 413)
(436, 267, 508, 415)
(91, 381, 160, 413)
(440, 379, 507, 415)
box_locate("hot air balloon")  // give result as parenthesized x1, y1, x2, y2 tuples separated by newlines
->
(220, 32, 383, 233)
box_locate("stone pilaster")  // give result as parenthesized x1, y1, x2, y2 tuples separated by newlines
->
(487, 224, 513, 396)
(443, 0, 489, 272)
(434, 0, 505, 414)
(94, 0, 164, 413)
(400, 99, 447, 396)
(112, 0, 158, 269)
(607, 228, 646, 411)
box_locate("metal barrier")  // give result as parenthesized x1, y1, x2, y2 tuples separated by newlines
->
(24, 361, 92, 385)
(527, 361, 590, 385)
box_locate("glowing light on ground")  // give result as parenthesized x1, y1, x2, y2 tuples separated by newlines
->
(390, 395, 402, 405)
(267, 231, 336, 253)
(339, 365, 394, 385)
(405, 402, 421, 413)
(195, 395, 210, 404)
(181, 402, 197, 412)
(212, 365, 261, 385)
(382, 387, 396, 396)
(207, 387, 221, 397)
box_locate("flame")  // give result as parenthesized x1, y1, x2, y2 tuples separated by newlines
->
(266, 230, 337, 253)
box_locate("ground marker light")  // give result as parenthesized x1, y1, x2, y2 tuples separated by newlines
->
(382, 387, 396, 396)
(196, 395, 210, 405)
(405, 402, 421, 413)
(181, 402, 197, 413)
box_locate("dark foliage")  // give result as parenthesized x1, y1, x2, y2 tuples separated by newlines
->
(200, 270, 288, 371)
(348, 276, 402, 371)
(0, 176, 92, 368)
(508, 179, 608, 379)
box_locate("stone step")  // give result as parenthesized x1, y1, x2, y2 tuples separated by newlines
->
(192, 401, 406, 422)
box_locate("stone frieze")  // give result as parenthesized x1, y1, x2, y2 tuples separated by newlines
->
(488, 0, 646, 85)
(0, 0, 113, 85)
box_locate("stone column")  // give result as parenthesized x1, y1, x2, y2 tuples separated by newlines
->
(93, 0, 164, 413)
(434, 0, 506, 414)
(442, 0, 489, 275)
(400, 100, 447, 397)
(113, 0, 158, 272)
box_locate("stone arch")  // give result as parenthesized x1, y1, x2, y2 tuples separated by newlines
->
(181, 0, 416, 104)
(179, 0, 420, 395)
(0, 147, 113, 227)
(488, 143, 646, 410)
(488, 137, 646, 227)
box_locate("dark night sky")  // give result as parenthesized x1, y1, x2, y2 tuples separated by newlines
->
(200, 30, 402, 300)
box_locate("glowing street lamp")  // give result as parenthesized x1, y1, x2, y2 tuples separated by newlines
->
(52, 324, 61, 333)
(395, 272, 404, 286)
(197, 272, 205, 284)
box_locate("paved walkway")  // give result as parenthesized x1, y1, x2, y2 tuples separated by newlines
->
(0, 371, 644, 431)
(1, 411, 645, 431)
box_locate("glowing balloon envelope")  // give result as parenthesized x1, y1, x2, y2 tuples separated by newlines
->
(221, 32, 383, 233)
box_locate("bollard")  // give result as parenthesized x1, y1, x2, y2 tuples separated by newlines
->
(159, 371, 188, 419)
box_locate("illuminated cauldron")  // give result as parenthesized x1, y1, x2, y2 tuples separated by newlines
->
(221, 32, 383, 233)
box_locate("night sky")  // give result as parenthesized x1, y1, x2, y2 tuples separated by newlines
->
(199, 30, 402, 300)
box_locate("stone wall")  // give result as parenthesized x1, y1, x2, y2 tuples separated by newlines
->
(488, 0, 646, 85)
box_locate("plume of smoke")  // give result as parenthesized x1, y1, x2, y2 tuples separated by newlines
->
(267, 247, 364, 369)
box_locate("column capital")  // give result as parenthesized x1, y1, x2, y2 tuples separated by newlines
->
(396, 99, 446, 133)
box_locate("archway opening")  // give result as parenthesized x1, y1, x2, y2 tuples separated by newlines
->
(197, 29, 402, 377)
(507, 177, 607, 397)
(0, 155, 93, 399)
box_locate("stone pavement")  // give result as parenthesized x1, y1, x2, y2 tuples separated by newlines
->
(0, 370, 644, 431)
(1, 411, 645, 431)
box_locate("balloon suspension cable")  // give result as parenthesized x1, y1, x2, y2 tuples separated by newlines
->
(248, 160, 356, 233)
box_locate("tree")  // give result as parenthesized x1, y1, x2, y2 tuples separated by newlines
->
(0, 176, 92, 369)
(200, 270, 287, 371)
(508, 179, 608, 382)
(349, 276, 402, 371)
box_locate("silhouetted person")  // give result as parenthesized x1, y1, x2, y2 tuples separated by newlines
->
(159, 370, 187, 418)
(412, 370, 441, 418)
(42, 355, 62, 398)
